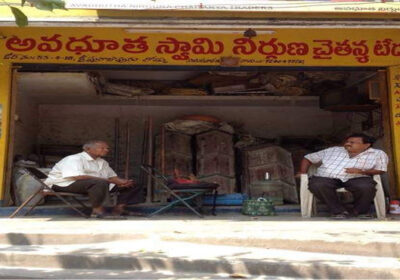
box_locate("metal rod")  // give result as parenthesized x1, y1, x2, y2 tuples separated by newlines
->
(161, 125, 166, 175)
(114, 118, 120, 172)
(124, 121, 130, 179)
(146, 117, 153, 203)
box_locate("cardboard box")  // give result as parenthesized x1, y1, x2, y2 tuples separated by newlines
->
(197, 153, 235, 177)
(155, 131, 192, 157)
(196, 130, 234, 156)
(244, 145, 293, 168)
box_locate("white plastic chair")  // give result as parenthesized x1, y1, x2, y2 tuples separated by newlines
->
(300, 173, 386, 219)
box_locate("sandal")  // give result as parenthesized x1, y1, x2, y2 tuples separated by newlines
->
(90, 213, 127, 220)
(330, 211, 350, 220)
(120, 210, 145, 217)
(357, 214, 374, 220)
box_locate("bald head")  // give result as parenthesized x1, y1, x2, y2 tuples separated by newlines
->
(83, 140, 110, 159)
(83, 140, 107, 151)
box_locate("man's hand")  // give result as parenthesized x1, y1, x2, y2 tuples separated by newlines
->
(119, 179, 134, 187)
(345, 168, 363, 174)
(109, 177, 134, 187)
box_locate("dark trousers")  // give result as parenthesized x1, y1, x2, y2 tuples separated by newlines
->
(308, 176, 376, 215)
(53, 179, 142, 208)
(111, 185, 142, 205)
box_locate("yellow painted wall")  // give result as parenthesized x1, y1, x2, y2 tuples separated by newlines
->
(1, 26, 400, 200)
(0, 63, 12, 201)
(388, 66, 400, 194)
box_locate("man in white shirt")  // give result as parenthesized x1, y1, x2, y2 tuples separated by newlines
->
(45, 140, 142, 219)
(298, 133, 388, 219)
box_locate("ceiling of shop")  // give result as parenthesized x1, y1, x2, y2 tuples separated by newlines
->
(18, 72, 98, 97)
(16, 70, 377, 106)
(100, 70, 199, 80)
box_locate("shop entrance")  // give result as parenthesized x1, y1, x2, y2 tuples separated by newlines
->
(5, 65, 393, 208)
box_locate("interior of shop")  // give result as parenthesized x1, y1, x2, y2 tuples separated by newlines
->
(8, 67, 388, 206)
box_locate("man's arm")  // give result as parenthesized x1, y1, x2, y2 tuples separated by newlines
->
(67, 175, 111, 182)
(345, 168, 385, 176)
(297, 148, 327, 176)
(67, 175, 133, 187)
(108, 176, 134, 187)
(346, 150, 388, 176)
(297, 158, 313, 175)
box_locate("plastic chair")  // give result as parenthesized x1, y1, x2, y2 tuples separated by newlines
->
(9, 167, 91, 218)
(141, 165, 219, 218)
(300, 173, 386, 219)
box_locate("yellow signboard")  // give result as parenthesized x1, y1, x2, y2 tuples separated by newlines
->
(2, 27, 400, 67)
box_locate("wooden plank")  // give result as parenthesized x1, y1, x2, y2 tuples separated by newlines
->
(3, 69, 19, 206)
(161, 125, 166, 174)
(144, 118, 152, 203)
(378, 69, 398, 198)
(124, 121, 130, 179)
(147, 117, 156, 202)
(113, 118, 120, 172)
(323, 104, 380, 112)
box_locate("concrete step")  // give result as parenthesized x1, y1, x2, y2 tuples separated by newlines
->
(1, 216, 400, 279)
(0, 266, 302, 279)
(1, 216, 400, 258)
(1, 230, 399, 259)
(0, 240, 399, 279)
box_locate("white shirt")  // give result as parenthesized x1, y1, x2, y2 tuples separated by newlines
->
(44, 152, 117, 190)
(305, 146, 388, 182)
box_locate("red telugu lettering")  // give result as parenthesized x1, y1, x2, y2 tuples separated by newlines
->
(352, 40, 369, 63)
(287, 42, 309, 56)
(334, 40, 352, 56)
(37, 34, 63, 52)
(232, 38, 257, 55)
(192, 38, 224, 55)
(258, 38, 286, 59)
(122, 36, 149, 53)
(156, 37, 191, 60)
(313, 40, 333, 60)
(65, 36, 119, 55)
(5, 36, 36, 52)
(374, 39, 392, 56)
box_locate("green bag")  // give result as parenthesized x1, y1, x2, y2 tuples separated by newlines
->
(242, 197, 276, 216)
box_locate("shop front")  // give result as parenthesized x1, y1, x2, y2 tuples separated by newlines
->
(1, 5, 400, 208)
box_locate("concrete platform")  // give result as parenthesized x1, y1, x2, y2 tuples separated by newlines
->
(0, 204, 301, 217)
(1, 213, 400, 279)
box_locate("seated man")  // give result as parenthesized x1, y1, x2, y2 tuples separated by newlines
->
(44, 140, 142, 219)
(298, 133, 388, 219)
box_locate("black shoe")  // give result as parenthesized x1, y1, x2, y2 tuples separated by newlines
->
(120, 210, 145, 217)
(90, 213, 127, 220)
(357, 214, 374, 219)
